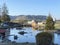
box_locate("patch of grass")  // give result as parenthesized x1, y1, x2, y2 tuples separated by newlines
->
(55, 23, 60, 29)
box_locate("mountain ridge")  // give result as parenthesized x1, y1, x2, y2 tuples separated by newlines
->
(10, 15, 47, 22)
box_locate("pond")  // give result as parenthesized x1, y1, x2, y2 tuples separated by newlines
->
(8, 27, 60, 45)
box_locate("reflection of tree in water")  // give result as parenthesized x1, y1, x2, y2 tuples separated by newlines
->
(14, 35, 18, 40)
(18, 31, 27, 35)
(0, 33, 5, 40)
(29, 32, 33, 36)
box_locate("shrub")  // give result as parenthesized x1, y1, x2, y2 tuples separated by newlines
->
(36, 32, 54, 45)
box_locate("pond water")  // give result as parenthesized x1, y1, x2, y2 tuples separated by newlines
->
(8, 27, 60, 45)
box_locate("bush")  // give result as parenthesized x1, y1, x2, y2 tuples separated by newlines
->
(36, 32, 54, 45)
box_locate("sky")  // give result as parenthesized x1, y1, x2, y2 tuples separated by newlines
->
(0, 0, 60, 20)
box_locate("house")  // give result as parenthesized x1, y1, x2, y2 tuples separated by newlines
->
(38, 21, 46, 29)
(31, 20, 38, 29)
(27, 20, 32, 24)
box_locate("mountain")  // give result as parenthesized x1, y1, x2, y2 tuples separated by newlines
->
(10, 16, 17, 20)
(26, 15, 47, 21)
(10, 15, 47, 22)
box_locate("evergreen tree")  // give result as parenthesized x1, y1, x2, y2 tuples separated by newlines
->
(1, 3, 10, 22)
(0, 16, 1, 23)
(45, 13, 55, 30)
(0, 8, 2, 24)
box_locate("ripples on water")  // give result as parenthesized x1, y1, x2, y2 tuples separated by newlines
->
(8, 27, 60, 45)
(54, 33, 60, 45)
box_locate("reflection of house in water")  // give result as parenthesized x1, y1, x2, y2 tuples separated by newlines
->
(0, 29, 6, 40)
(0, 29, 10, 41)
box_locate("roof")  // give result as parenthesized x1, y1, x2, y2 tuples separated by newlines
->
(0, 29, 6, 33)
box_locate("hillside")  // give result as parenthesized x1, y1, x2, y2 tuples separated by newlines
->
(10, 15, 47, 22)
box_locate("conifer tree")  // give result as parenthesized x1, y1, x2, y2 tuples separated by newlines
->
(45, 13, 55, 30)
(1, 3, 10, 22)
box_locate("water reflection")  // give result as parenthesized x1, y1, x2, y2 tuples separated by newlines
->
(8, 27, 60, 45)
(54, 33, 60, 45)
